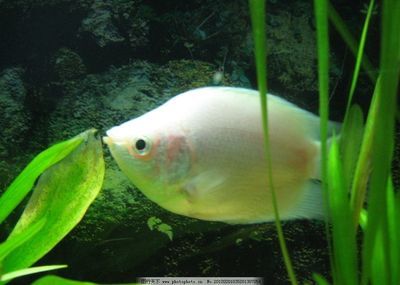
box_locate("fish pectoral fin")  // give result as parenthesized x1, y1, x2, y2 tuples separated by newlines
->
(182, 170, 226, 200)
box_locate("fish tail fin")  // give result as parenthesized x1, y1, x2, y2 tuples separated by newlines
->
(312, 118, 342, 181)
(307, 112, 341, 141)
(286, 180, 325, 220)
(293, 120, 342, 221)
(327, 120, 342, 138)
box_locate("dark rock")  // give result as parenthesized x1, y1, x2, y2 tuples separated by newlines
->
(0, 67, 30, 187)
(51, 48, 87, 81)
(80, 0, 125, 48)
(79, 0, 150, 49)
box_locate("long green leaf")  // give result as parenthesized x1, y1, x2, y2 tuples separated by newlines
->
(314, 0, 329, 184)
(344, 0, 375, 118)
(361, 0, 400, 283)
(370, 224, 386, 285)
(0, 129, 105, 280)
(349, 79, 379, 229)
(32, 275, 97, 285)
(313, 273, 330, 285)
(340, 105, 364, 191)
(313, 0, 336, 283)
(248, 1, 297, 284)
(0, 134, 83, 224)
(31, 275, 139, 285)
(328, 136, 358, 285)
(0, 265, 67, 282)
(327, 0, 376, 83)
(386, 177, 399, 285)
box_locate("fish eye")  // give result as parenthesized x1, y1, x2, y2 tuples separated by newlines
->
(133, 137, 151, 156)
(135, 139, 146, 151)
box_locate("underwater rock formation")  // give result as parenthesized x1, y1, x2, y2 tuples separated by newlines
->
(79, 0, 149, 49)
(0, 68, 30, 188)
(80, 0, 125, 48)
(51, 48, 87, 81)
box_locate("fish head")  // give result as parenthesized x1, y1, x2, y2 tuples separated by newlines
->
(103, 110, 193, 215)
(104, 118, 159, 180)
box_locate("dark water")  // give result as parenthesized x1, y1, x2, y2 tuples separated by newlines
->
(0, 0, 381, 284)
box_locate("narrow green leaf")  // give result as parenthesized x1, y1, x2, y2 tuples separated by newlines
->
(313, 273, 330, 285)
(350, 79, 379, 230)
(1, 129, 105, 278)
(314, 0, 329, 180)
(361, 0, 400, 283)
(395, 191, 400, 285)
(327, 0, 376, 83)
(340, 0, 375, 227)
(328, 136, 358, 285)
(249, 1, 297, 284)
(386, 177, 399, 285)
(313, 0, 335, 283)
(0, 134, 83, 224)
(370, 224, 386, 285)
(340, 105, 364, 191)
(344, 0, 375, 117)
(0, 265, 67, 282)
(32, 275, 97, 285)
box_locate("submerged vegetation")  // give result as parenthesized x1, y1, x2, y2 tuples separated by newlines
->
(0, 130, 104, 283)
(250, 0, 399, 284)
(0, 0, 398, 284)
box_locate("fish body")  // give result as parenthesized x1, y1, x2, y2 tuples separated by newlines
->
(104, 87, 329, 224)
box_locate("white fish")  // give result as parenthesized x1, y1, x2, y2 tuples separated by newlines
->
(104, 87, 335, 224)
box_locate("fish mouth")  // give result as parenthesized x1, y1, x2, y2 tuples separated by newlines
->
(102, 129, 127, 147)
(102, 136, 113, 146)
(103, 127, 120, 146)
(104, 126, 132, 147)
(102, 136, 127, 148)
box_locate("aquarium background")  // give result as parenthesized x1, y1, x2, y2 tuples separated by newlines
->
(0, 0, 396, 284)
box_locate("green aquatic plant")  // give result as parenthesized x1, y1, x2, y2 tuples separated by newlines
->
(31, 275, 139, 285)
(32, 274, 97, 285)
(147, 216, 174, 241)
(0, 129, 105, 284)
(327, 1, 376, 83)
(250, 0, 399, 284)
(318, 0, 399, 284)
(0, 265, 67, 283)
(249, 1, 298, 284)
(0, 132, 84, 224)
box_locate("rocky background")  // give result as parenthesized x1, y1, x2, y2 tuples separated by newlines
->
(0, 0, 384, 284)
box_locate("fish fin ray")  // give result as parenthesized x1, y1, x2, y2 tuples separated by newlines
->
(285, 180, 325, 220)
(183, 170, 226, 199)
